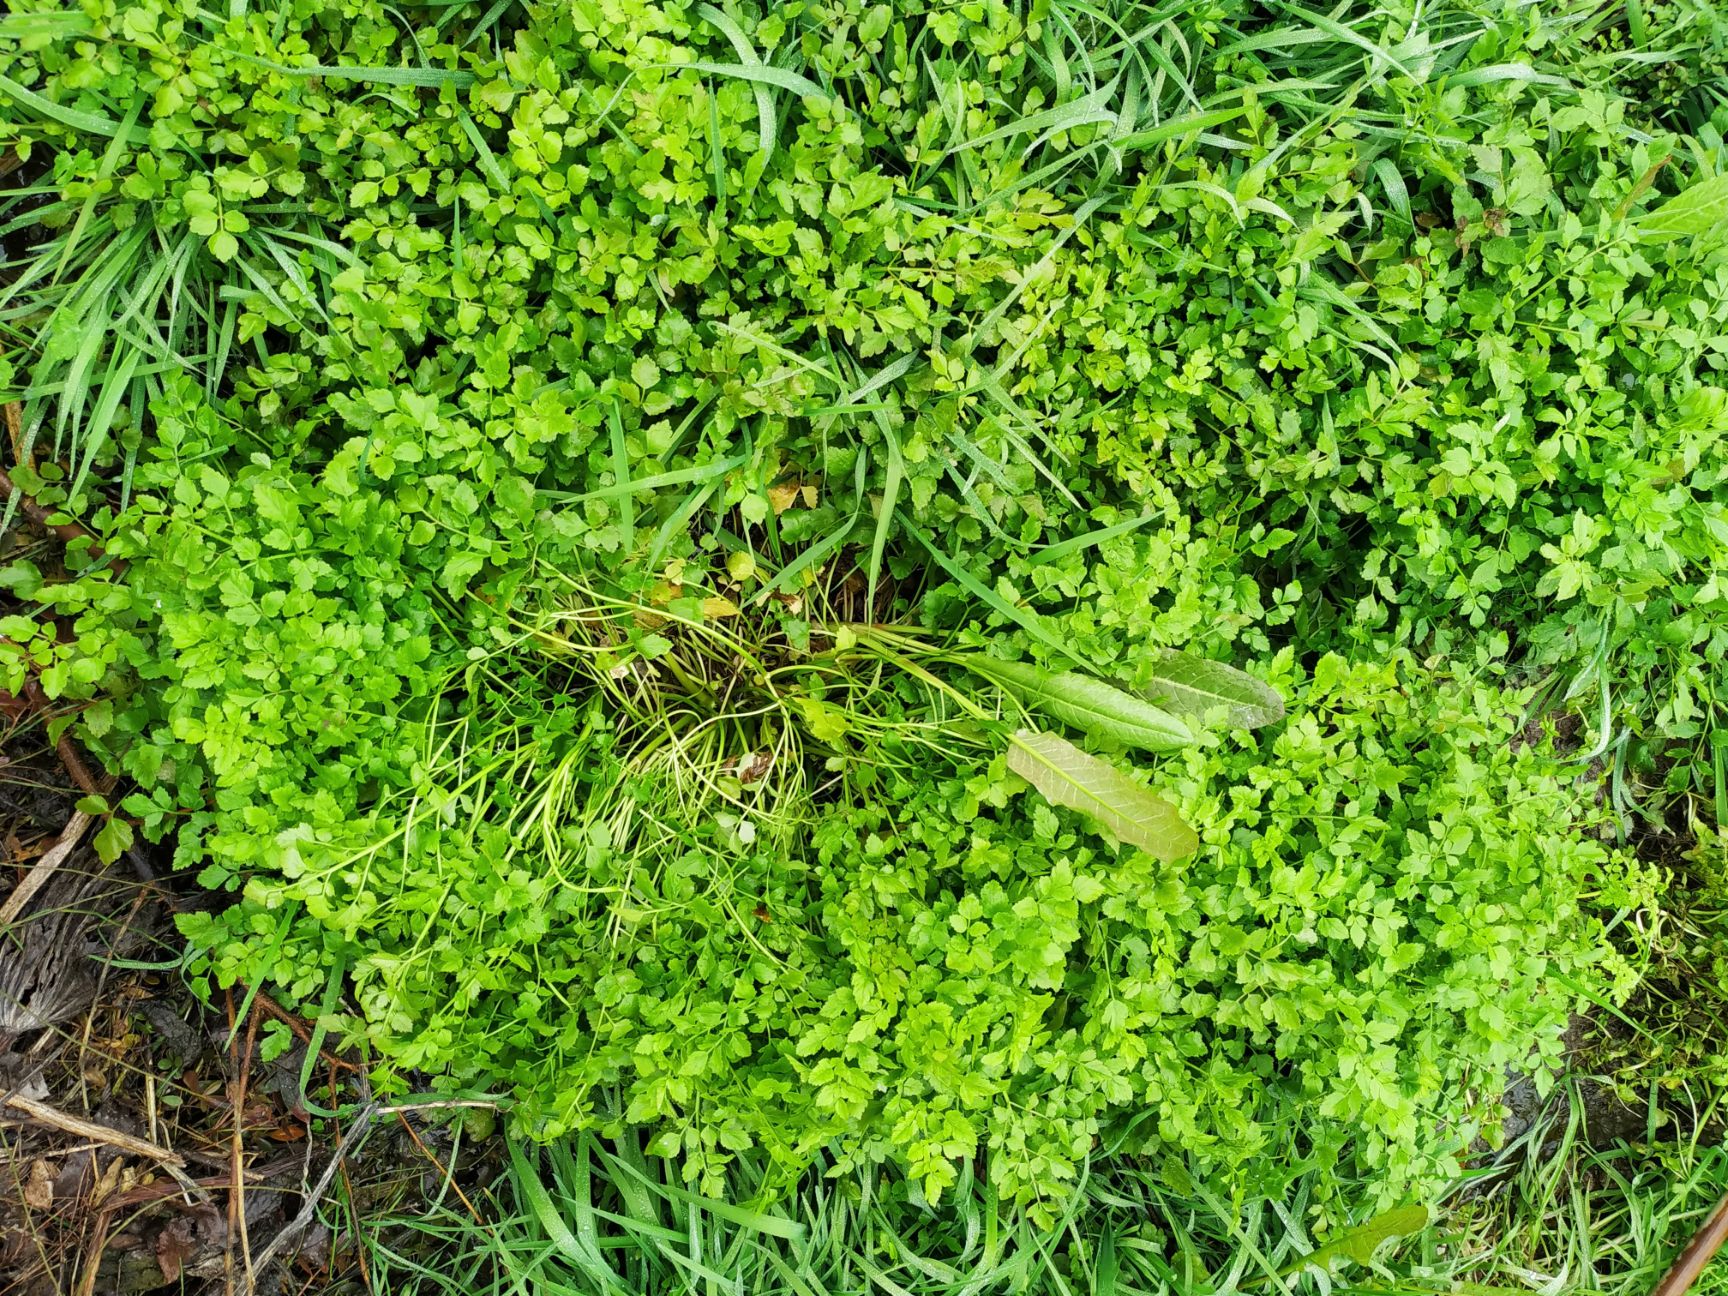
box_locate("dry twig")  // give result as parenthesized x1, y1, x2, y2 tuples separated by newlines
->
(2, 401, 25, 466)
(227, 999, 262, 1295)
(0, 808, 93, 928)
(394, 1108, 485, 1226)
(1651, 1191, 1728, 1296)
(1, 1089, 185, 1167)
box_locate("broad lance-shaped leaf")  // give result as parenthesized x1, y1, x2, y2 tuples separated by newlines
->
(1635, 172, 1728, 242)
(1269, 1204, 1429, 1282)
(967, 658, 1193, 752)
(1142, 650, 1286, 729)
(1007, 730, 1198, 862)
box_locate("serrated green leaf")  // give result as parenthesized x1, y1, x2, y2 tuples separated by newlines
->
(1007, 729, 1198, 861)
(969, 658, 1193, 751)
(1142, 651, 1286, 729)
(93, 816, 133, 865)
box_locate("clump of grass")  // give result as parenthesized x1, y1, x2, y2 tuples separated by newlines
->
(0, 161, 351, 524)
(1415, 1089, 1728, 1296)
(357, 1128, 1366, 1296)
(357, 1094, 1728, 1296)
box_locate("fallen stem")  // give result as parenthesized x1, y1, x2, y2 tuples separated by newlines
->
(101, 1154, 300, 1212)
(1651, 1190, 1728, 1296)
(0, 465, 104, 556)
(0, 808, 94, 927)
(394, 1107, 486, 1225)
(252, 985, 361, 1073)
(2, 1090, 187, 1167)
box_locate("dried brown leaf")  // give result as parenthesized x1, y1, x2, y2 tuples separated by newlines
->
(90, 1155, 125, 1206)
(735, 751, 774, 785)
(21, 1159, 53, 1210)
(155, 1216, 199, 1284)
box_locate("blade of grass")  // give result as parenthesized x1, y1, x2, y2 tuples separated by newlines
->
(228, 52, 478, 87)
(0, 72, 143, 140)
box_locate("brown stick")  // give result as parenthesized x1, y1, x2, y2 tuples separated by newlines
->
(252, 986, 359, 1074)
(0, 808, 94, 927)
(99, 1154, 302, 1213)
(224, 991, 241, 1296)
(0, 465, 103, 554)
(1651, 1191, 1728, 1296)
(54, 726, 104, 797)
(1, 1091, 186, 1167)
(3, 675, 115, 800)
(327, 1085, 376, 1296)
(2, 402, 24, 467)
(232, 1004, 260, 1292)
(75, 1208, 112, 1296)
(21, 679, 109, 797)
(337, 1151, 373, 1296)
(394, 1108, 485, 1225)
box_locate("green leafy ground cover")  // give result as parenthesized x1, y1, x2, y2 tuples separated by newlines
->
(3, 0, 1727, 1253)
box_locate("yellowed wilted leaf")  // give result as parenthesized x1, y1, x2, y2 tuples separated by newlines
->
(767, 481, 819, 512)
(701, 596, 740, 619)
(1006, 729, 1197, 861)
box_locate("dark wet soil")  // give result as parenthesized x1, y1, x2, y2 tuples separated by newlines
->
(0, 150, 54, 274)
(0, 730, 494, 1295)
